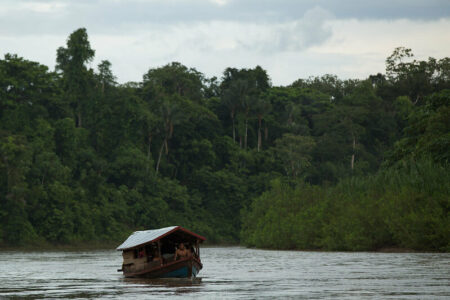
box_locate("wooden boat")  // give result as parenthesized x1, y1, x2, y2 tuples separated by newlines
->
(116, 226, 206, 278)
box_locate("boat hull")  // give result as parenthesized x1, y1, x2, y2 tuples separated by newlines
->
(123, 257, 202, 279)
(160, 265, 199, 278)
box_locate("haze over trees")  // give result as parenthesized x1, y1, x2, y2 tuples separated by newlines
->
(0, 28, 448, 251)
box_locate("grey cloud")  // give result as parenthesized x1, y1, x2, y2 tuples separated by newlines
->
(0, 0, 448, 36)
(280, 6, 333, 51)
(139, 6, 334, 59)
(1, 0, 448, 86)
(237, 7, 333, 53)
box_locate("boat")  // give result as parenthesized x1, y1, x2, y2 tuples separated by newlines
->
(116, 226, 206, 278)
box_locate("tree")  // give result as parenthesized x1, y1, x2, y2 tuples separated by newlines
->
(0, 134, 36, 244)
(385, 47, 449, 105)
(388, 89, 450, 164)
(220, 66, 270, 149)
(142, 62, 204, 102)
(56, 28, 95, 128)
(274, 134, 316, 178)
(253, 97, 272, 152)
(0, 54, 62, 123)
(155, 97, 185, 174)
(97, 60, 116, 94)
(221, 79, 242, 143)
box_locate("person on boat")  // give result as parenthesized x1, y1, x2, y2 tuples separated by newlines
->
(138, 248, 145, 258)
(174, 243, 191, 260)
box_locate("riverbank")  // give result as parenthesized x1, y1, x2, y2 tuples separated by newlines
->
(0, 240, 240, 252)
(245, 245, 433, 253)
(1, 243, 439, 253)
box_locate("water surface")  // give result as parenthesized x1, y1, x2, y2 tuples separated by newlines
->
(0, 247, 449, 299)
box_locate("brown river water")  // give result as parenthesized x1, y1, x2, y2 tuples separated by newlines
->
(0, 247, 449, 299)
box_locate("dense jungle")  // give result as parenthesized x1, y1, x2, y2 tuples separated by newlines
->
(1, 28, 448, 251)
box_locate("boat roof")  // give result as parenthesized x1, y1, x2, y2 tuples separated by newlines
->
(116, 226, 206, 251)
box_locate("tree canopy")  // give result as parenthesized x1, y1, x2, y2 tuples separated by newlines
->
(0, 29, 448, 251)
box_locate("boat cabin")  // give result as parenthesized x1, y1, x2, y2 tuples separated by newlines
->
(116, 226, 206, 278)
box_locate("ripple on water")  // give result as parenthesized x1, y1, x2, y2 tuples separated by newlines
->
(0, 248, 449, 299)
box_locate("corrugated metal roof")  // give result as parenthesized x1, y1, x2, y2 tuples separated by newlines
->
(116, 226, 178, 250)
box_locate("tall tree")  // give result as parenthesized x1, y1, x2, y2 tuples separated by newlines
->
(155, 97, 185, 175)
(56, 28, 95, 128)
(220, 66, 270, 149)
(253, 97, 272, 152)
(97, 60, 116, 94)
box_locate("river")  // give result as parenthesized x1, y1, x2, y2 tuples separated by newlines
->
(0, 247, 448, 299)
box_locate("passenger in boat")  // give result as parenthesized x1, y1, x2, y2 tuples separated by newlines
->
(174, 243, 191, 260)
(138, 248, 145, 258)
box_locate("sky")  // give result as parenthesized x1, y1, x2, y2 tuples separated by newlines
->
(1, 0, 449, 86)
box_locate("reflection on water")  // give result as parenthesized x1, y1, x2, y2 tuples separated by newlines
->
(120, 277, 204, 296)
(122, 277, 202, 285)
(122, 277, 203, 289)
(0, 247, 449, 299)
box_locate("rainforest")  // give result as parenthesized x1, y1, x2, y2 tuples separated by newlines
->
(0, 28, 448, 251)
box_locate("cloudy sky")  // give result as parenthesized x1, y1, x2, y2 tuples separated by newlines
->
(1, 0, 449, 85)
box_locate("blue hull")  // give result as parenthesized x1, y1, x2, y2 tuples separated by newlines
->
(123, 257, 202, 279)
(161, 265, 199, 278)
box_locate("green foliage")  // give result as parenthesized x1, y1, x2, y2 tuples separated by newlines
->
(242, 48, 449, 252)
(0, 30, 448, 251)
(388, 89, 450, 165)
(56, 28, 95, 128)
(274, 134, 315, 178)
(242, 159, 449, 251)
(241, 179, 325, 249)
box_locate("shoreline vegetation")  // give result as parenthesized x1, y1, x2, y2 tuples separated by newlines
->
(1, 28, 448, 252)
(241, 160, 449, 252)
(0, 241, 240, 251)
(0, 243, 428, 253)
(0, 242, 240, 253)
